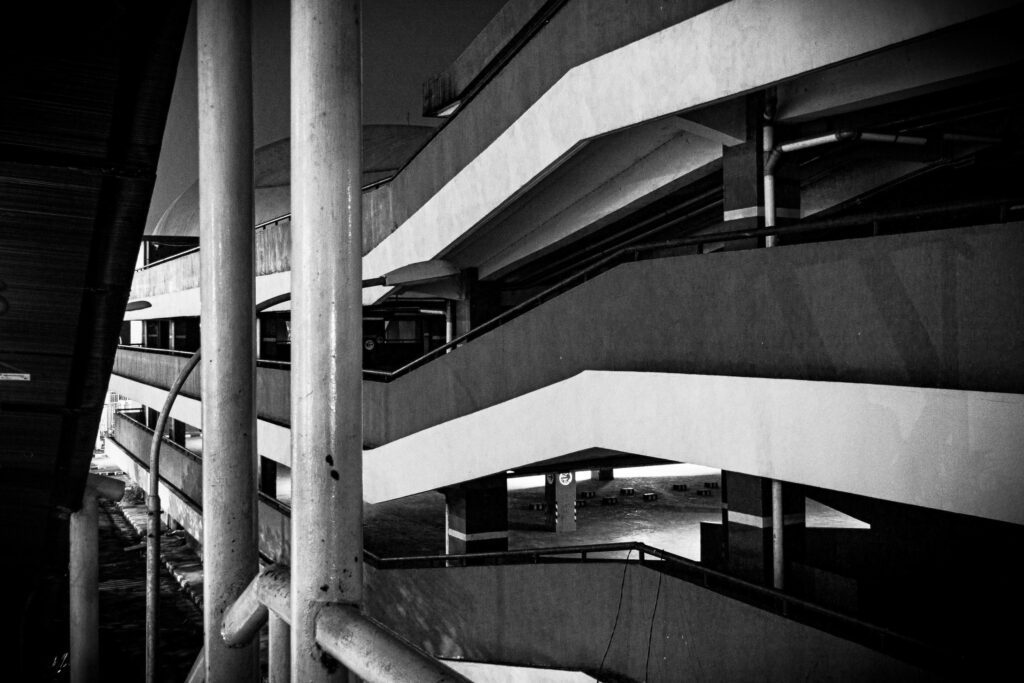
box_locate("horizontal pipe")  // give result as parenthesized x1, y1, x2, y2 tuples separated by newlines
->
(316, 605, 472, 683)
(859, 132, 927, 145)
(777, 130, 857, 153)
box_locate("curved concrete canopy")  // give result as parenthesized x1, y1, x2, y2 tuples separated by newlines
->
(149, 124, 434, 237)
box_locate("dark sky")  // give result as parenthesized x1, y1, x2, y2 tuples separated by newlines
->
(146, 0, 507, 233)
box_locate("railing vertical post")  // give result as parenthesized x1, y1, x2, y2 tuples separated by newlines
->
(291, 0, 364, 681)
(197, 0, 258, 680)
(70, 494, 99, 683)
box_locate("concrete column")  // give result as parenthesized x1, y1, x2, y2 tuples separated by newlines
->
(290, 0, 363, 680)
(545, 472, 577, 533)
(197, 0, 258, 680)
(445, 475, 509, 554)
(70, 494, 98, 683)
(722, 471, 804, 587)
(452, 268, 501, 337)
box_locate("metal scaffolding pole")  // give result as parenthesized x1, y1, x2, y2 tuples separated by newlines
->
(291, 0, 364, 680)
(197, 0, 258, 679)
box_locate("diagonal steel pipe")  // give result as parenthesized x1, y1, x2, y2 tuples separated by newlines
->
(220, 565, 471, 683)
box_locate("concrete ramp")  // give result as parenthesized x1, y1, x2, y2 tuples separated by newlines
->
(365, 370, 1024, 525)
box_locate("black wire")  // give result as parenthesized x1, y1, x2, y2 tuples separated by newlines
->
(597, 548, 633, 676)
(645, 570, 665, 682)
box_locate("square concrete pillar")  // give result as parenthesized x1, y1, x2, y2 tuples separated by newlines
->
(545, 472, 577, 532)
(444, 474, 509, 554)
(718, 95, 799, 245)
(452, 268, 502, 337)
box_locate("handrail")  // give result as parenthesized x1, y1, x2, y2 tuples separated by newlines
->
(117, 344, 195, 359)
(117, 343, 293, 372)
(137, 245, 200, 272)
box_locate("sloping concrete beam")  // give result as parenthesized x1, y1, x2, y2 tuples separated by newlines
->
(365, 371, 1024, 525)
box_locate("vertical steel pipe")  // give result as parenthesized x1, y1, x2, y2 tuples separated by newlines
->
(291, 0, 364, 680)
(763, 123, 777, 248)
(198, 0, 258, 680)
(70, 494, 98, 683)
(445, 300, 455, 347)
(772, 479, 784, 590)
(268, 612, 291, 683)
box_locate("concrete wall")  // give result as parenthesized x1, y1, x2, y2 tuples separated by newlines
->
(365, 562, 930, 682)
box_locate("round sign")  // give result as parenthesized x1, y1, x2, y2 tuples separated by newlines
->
(363, 338, 375, 351)
(545, 474, 555, 485)
(559, 472, 573, 486)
